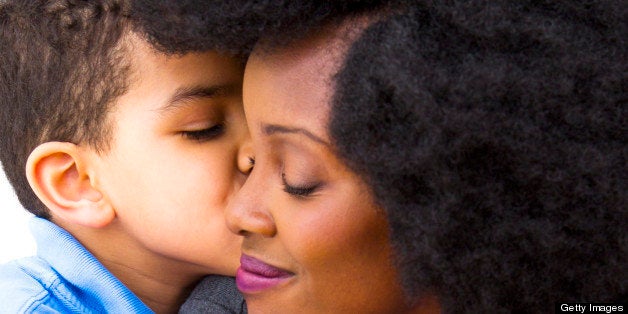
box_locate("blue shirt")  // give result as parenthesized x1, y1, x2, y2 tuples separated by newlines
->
(0, 217, 153, 313)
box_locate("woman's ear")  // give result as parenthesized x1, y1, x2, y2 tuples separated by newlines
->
(25, 142, 115, 228)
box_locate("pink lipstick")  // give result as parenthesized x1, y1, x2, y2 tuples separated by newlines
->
(236, 254, 293, 293)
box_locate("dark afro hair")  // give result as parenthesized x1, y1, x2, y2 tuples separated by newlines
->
(330, 1, 627, 312)
(130, 0, 395, 55)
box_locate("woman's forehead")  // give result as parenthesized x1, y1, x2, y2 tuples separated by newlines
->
(248, 15, 371, 73)
(242, 57, 331, 141)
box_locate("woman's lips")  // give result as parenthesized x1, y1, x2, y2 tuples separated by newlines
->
(236, 254, 293, 293)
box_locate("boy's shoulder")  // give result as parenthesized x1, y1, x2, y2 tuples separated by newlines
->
(1, 217, 153, 313)
(0, 256, 67, 312)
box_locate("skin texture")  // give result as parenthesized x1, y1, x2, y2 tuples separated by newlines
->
(225, 27, 412, 313)
(29, 35, 251, 312)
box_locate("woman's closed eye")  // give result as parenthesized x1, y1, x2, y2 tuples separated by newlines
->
(281, 172, 321, 197)
(181, 123, 225, 142)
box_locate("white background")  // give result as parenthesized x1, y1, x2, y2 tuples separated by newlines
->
(0, 166, 36, 263)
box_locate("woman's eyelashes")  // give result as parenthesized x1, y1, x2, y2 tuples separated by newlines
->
(181, 123, 225, 142)
(281, 172, 321, 197)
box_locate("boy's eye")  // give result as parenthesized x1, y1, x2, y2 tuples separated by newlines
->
(181, 124, 224, 142)
(281, 172, 321, 198)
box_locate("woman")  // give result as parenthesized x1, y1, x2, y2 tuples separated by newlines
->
(224, 15, 438, 313)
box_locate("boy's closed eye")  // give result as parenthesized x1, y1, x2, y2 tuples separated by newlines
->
(159, 98, 233, 144)
(180, 123, 225, 142)
(158, 83, 241, 143)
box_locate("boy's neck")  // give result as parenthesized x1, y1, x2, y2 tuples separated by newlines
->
(100, 257, 200, 313)
(57, 219, 205, 313)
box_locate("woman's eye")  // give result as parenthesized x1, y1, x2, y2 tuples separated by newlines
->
(281, 172, 321, 197)
(181, 124, 225, 142)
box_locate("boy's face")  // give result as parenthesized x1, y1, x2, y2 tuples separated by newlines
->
(87, 36, 248, 276)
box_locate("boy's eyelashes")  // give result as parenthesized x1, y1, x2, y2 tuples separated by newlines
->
(180, 123, 225, 142)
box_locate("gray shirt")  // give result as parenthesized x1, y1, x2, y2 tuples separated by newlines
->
(179, 275, 247, 314)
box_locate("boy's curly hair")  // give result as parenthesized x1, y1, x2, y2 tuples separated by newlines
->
(0, 0, 255, 218)
(0, 0, 134, 218)
(331, 1, 627, 312)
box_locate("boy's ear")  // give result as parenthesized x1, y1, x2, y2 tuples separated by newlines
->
(25, 142, 115, 228)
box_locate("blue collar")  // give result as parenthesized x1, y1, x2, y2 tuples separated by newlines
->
(30, 217, 153, 313)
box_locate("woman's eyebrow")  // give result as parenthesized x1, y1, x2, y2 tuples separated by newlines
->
(159, 83, 239, 112)
(262, 124, 330, 147)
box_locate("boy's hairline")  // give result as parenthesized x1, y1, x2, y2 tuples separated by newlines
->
(47, 29, 239, 155)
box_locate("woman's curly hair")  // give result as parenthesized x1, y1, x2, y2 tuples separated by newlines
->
(330, 1, 627, 312)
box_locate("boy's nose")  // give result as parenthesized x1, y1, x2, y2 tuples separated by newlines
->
(236, 137, 254, 175)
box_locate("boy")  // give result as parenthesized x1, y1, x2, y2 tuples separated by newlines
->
(0, 0, 250, 312)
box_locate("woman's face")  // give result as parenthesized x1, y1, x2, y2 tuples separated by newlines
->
(226, 32, 409, 313)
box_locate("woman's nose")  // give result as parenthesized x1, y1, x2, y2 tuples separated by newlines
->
(226, 162, 277, 238)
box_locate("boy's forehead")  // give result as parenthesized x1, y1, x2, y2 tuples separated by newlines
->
(112, 33, 243, 113)
(121, 33, 195, 94)
(124, 33, 167, 72)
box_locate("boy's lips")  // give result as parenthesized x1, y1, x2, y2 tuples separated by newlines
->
(236, 254, 294, 293)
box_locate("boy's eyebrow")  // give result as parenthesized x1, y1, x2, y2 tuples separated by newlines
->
(159, 84, 240, 112)
(262, 124, 330, 147)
